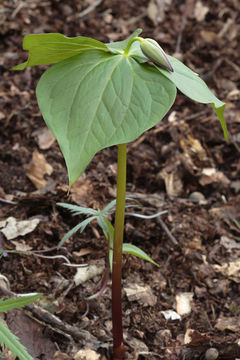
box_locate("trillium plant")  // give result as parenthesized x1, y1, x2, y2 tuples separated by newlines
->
(14, 29, 227, 359)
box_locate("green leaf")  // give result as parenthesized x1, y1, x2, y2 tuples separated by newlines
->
(36, 50, 176, 185)
(0, 294, 42, 313)
(12, 33, 108, 70)
(105, 28, 142, 54)
(57, 215, 97, 249)
(154, 55, 228, 141)
(122, 243, 159, 266)
(57, 202, 98, 216)
(0, 322, 34, 360)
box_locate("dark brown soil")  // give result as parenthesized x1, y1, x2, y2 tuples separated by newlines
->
(0, 0, 240, 359)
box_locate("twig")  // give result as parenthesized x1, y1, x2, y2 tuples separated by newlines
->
(78, 0, 103, 18)
(0, 285, 100, 344)
(175, 10, 187, 54)
(156, 217, 178, 246)
(0, 197, 17, 205)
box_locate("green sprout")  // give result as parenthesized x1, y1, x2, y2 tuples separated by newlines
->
(13, 28, 227, 359)
(0, 294, 42, 360)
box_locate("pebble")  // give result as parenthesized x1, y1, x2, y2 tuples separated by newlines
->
(205, 347, 219, 360)
(189, 191, 207, 204)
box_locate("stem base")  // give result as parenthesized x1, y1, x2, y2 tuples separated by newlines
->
(112, 344, 126, 360)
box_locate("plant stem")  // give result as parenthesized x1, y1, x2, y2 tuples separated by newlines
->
(112, 143, 127, 359)
(124, 37, 142, 55)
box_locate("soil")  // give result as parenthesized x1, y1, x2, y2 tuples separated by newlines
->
(0, 0, 240, 359)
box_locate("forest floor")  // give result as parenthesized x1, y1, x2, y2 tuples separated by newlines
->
(0, 0, 240, 359)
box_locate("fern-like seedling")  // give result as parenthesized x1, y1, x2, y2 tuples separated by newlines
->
(0, 294, 42, 360)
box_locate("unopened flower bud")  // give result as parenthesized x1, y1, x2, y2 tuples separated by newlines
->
(140, 38, 174, 72)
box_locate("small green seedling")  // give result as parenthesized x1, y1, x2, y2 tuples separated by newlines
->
(0, 293, 42, 360)
(13, 29, 227, 359)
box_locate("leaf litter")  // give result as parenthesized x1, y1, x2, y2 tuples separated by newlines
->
(0, 0, 240, 358)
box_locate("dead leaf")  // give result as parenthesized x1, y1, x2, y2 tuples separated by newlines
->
(53, 351, 71, 360)
(176, 292, 194, 316)
(220, 236, 240, 252)
(215, 316, 240, 332)
(199, 168, 230, 187)
(6, 309, 56, 359)
(124, 283, 157, 306)
(231, 180, 240, 193)
(184, 328, 210, 345)
(74, 264, 105, 286)
(200, 30, 217, 43)
(194, 1, 209, 22)
(72, 248, 93, 257)
(0, 217, 40, 240)
(126, 337, 148, 360)
(27, 150, 53, 189)
(180, 133, 206, 161)
(74, 349, 100, 360)
(11, 240, 32, 252)
(213, 260, 240, 283)
(147, 0, 158, 25)
(163, 170, 183, 197)
(36, 127, 56, 150)
(161, 310, 181, 321)
(70, 173, 94, 206)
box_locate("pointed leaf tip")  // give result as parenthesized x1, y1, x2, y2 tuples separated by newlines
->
(12, 33, 108, 70)
(154, 55, 228, 141)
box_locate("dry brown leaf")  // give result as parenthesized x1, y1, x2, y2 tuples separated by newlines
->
(160, 169, 183, 197)
(184, 329, 210, 345)
(176, 292, 194, 316)
(199, 168, 230, 187)
(74, 264, 105, 286)
(180, 133, 206, 160)
(126, 337, 149, 360)
(72, 248, 93, 257)
(53, 351, 71, 360)
(147, 0, 158, 25)
(11, 240, 32, 252)
(194, 1, 209, 22)
(36, 127, 56, 150)
(0, 217, 40, 240)
(200, 30, 217, 43)
(27, 150, 53, 189)
(147, 0, 166, 25)
(215, 316, 240, 332)
(6, 309, 56, 359)
(70, 173, 94, 206)
(74, 349, 100, 360)
(213, 260, 240, 283)
(124, 283, 157, 307)
(220, 236, 240, 252)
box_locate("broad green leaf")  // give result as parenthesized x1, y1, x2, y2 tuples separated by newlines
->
(36, 50, 176, 185)
(122, 243, 159, 266)
(0, 294, 42, 313)
(154, 55, 228, 141)
(12, 33, 108, 70)
(0, 322, 33, 360)
(105, 28, 142, 54)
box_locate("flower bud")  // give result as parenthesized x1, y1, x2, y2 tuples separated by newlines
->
(140, 38, 173, 72)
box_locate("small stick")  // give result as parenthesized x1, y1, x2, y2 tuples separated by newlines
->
(0, 286, 99, 344)
(78, 0, 103, 18)
(156, 217, 178, 246)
